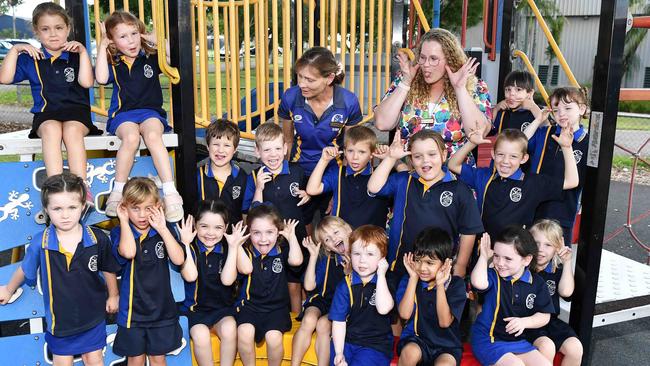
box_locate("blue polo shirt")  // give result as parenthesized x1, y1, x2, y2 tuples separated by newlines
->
(528, 125, 589, 227)
(373, 170, 483, 265)
(197, 162, 248, 224)
(459, 164, 564, 238)
(306, 252, 346, 304)
(329, 272, 393, 356)
(396, 275, 467, 350)
(473, 268, 554, 343)
(13, 49, 90, 113)
(22, 225, 121, 337)
(538, 262, 567, 316)
(110, 223, 180, 328)
(491, 108, 536, 135)
(101, 52, 166, 120)
(277, 85, 363, 175)
(321, 163, 390, 228)
(237, 245, 290, 313)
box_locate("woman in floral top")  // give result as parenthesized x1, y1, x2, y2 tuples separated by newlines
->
(374, 28, 492, 164)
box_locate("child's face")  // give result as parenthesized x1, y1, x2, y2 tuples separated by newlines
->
(45, 191, 84, 232)
(552, 98, 586, 129)
(532, 230, 557, 268)
(196, 212, 226, 248)
(256, 137, 287, 173)
(297, 65, 334, 99)
(492, 242, 532, 278)
(125, 197, 159, 231)
(34, 14, 70, 52)
(414, 254, 443, 283)
(350, 241, 382, 278)
(504, 85, 534, 109)
(492, 140, 528, 177)
(345, 141, 373, 173)
(110, 23, 142, 59)
(410, 138, 445, 182)
(249, 217, 280, 255)
(208, 135, 236, 169)
(319, 224, 351, 255)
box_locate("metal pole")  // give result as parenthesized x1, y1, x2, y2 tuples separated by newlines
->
(570, 1, 628, 364)
(432, 0, 440, 28)
(496, 0, 513, 102)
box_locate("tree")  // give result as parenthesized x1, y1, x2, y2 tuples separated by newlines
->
(623, 1, 650, 84)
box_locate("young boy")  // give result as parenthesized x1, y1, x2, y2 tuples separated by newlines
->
(491, 70, 542, 134)
(111, 177, 190, 365)
(197, 118, 248, 224)
(447, 128, 579, 238)
(306, 125, 390, 228)
(397, 227, 467, 366)
(329, 225, 394, 366)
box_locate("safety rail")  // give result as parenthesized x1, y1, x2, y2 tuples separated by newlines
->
(483, 0, 498, 61)
(512, 50, 550, 107)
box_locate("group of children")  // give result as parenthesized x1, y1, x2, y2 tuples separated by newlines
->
(0, 3, 588, 366)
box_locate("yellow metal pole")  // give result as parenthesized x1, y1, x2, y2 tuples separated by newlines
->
(340, 0, 347, 72)
(320, 0, 326, 46)
(257, 0, 267, 124)
(214, 3, 223, 118)
(375, 0, 383, 105)
(308, 0, 315, 48)
(297, 0, 303, 57)
(273, 0, 280, 120)
(197, 0, 209, 122)
(358, 0, 366, 113)
(93, 0, 105, 113)
(329, 0, 336, 53)
(191, 3, 199, 119)
(411, 0, 430, 31)
(244, 0, 252, 133)
(138, 0, 145, 20)
(228, 0, 239, 122)
(367, 0, 375, 114)
(123, 0, 129, 12)
(109, 0, 115, 13)
(283, 0, 291, 89)
(349, 0, 357, 93)
(384, 0, 391, 93)
(513, 50, 550, 107)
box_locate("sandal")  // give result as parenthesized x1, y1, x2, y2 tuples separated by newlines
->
(105, 190, 123, 217)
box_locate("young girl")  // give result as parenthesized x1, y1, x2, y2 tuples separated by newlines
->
(0, 3, 99, 206)
(368, 129, 483, 279)
(178, 200, 253, 366)
(527, 219, 583, 366)
(96, 11, 183, 222)
(524, 87, 590, 245)
(236, 204, 303, 366)
(291, 216, 353, 366)
(471, 226, 555, 366)
(0, 172, 120, 366)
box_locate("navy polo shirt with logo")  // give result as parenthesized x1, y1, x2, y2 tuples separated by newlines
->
(237, 245, 290, 313)
(21, 225, 121, 337)
(197, 162, 248, 224)
(528, 125, 589, 227)
(538, 262, 566, 316)
(473, 268, 554, 343)
(373, 170, 484, 266)
(13, 50, 90, 113)
(277, 85, 363, 175)
(101, 52, 166, 120)
(491, 108, 536, 135)
(110, 223, 180, 328)
(459, 164, 564, 238)
(306, 253, 347, 305)
(329, 272, 394, 356)
(396, 275, 467, 350)
(321, 163, 390, 228)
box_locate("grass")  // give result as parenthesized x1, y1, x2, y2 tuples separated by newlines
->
(612, 155, 650, 170)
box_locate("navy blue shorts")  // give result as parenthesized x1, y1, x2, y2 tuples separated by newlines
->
(525, 317, 577, 350)
(329, 341, 391, 366)
(236, 306, 291, 343)
(107, 108, 170, 135)
(297, 294, 331, 320)
(188, 307, 236, 329)
(45, 321, 106, 356)
(397, 336, 462, 365)
(112, 322, 182, 357)
(31, 106, 102, 138)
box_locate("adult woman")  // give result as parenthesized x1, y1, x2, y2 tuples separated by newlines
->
(374, 28, 492, 163)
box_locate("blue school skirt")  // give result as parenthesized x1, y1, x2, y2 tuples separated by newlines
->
(106, 108, 170, 135)
(45, 320, 106, 356)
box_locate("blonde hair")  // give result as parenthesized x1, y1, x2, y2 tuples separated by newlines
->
(315, 216, 353, 255)
(104, 11, 157, 64)
(255, 122, 284, 147)
(121, 177, 161, 206)
(494, 129, 528, 155)
(530, 219, 565, 271)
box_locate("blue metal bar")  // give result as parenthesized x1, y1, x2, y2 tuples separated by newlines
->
(432, 0, 440, 28)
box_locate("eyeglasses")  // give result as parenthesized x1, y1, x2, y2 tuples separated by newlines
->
(417, 55, 444, 66)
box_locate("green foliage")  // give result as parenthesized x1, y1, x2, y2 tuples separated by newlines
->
(439, 0, 484, 34)
(619, 101, 650, 114)
(0, 0, 24, 16)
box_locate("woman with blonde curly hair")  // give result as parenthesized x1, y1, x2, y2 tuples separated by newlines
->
(374, 28, 492, 164)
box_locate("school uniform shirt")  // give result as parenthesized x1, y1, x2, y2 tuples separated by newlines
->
(329, 272, 394, 356)
(13, 50, 90, 113)
(21, 225, 121, 337)
(528, 125, 589, 227)
(237, 245, 290, 313)
(473, 268, 554, 343)
(491, 108, 537, 135)
(459, 164, 564, 238)
(396, 275, 467, 350)
(538, 262, 567, 316)
(373, 170, 484, 265)
(101, 51, 166, 120)
(197, 162, 248, 224)
(277, 85, 363, 175)
(321, 163, 390, 228)
(110, 223, 180, 328)
(306, 252, 347, 304)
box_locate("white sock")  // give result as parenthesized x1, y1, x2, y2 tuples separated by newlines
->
(113, 181, 126, 193)
(162, 181, 178, 196)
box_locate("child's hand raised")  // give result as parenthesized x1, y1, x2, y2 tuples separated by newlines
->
(116, 202, 130, 222)
(558, 246, 572, 264)
(62, 41, 86, 53)
(388, 129, 411, 160)
(321, 146, 341, 163)
(341, 254, 352, 275)
(280, 219, 299, 240)
(225, 221, 250, 248)
(466, 127, 491, 146)
(479, 233, 493, 260)
(504, 316, 528, 337)
(147, 206, 167, 231)
(377, 258, 389, 277)
(255, 167, 272, 192)
(177, 215, 197, 245)
(552, 126, 575, 149)
(302, 236, 321, 257)
(495, 100, 508, 111)
(372, 144, 390, 160)
(521, 97, 538, 112)
(436, 258, 453, 287)
(403, 252, 418, 279)
(296, 190, 311, 207)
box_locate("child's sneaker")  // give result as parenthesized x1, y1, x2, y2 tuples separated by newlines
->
(163, 192, 184, 222)
(105, 190, 122, 217)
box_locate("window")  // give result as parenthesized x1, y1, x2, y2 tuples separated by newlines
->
(538, 65, 549, 85)
(551, 65, 559, 85)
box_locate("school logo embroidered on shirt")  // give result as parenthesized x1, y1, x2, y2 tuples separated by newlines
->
(88, 255, 98, 272)
(331, 114, 344, 123)
(546, 280, 556, 296)
(272, 257, 283, 273)
(144, 64, 154, 78)
(574, 150, 583, 164)
(521, 122, 531, 132)
(289, 182, 300, 197)
(63, 67, 75, 82)
(293, 114, 303, 123)
(232, 186, 241, 200)
(439, 191, 453, 207)
(369, 289, 377, 306)
(155, 241, 165, 259)
(525, 293, 536, 309)
(510, 187, 522, 202)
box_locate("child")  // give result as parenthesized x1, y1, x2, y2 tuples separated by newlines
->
(471, 227, 555, 366)
(491, 70, 542, 134)
(447, 128, 578, 238)
(526, 220, 583, 366)
(306, 125, 390, 229)
(110, 177, 189, 365)
(396, 227, 467, 366)
(524, 87, 590, 245)
(292, 216, 353, 366)
(178, 200, 253, 366)
(96, 11, 183, 222)
(197, 119, 248, 225)
(242, 121, 310, 313)
(0, 3, 99, 206)
(368, 130, 483, 279)
(236, 204, 303, 366)
(329, 225, 394, 366)
(0, 172, 120, 365)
